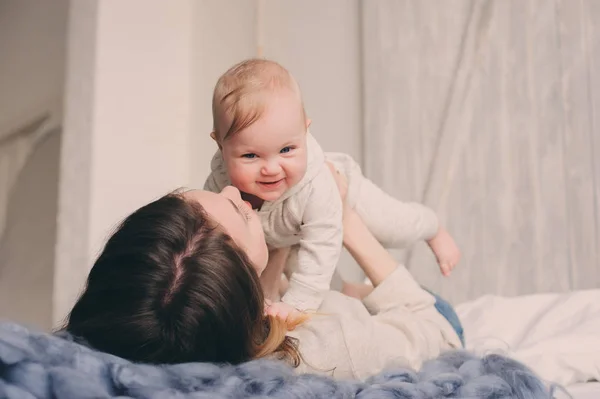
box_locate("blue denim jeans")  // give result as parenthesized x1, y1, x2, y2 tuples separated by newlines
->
(424, 288, 465, 347)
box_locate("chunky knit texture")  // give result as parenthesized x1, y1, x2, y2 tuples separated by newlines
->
(0, 322, 553, 398)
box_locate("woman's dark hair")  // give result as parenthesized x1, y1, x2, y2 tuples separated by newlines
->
(65, 193, 302, 365)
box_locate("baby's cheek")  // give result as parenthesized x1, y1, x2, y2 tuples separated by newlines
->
(286, 159, 307, 184)
(228, 164, 255, 189)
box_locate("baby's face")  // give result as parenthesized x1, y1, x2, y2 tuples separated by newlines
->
(220, 91, 308, 202)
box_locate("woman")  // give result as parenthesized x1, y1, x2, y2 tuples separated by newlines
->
(65, 168, 463, 379)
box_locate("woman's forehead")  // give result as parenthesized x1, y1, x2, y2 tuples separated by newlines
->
(184, 190, 234, 219)
(183, 189, 215, 203)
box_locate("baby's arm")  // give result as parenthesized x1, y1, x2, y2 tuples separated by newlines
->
(281, 169, 343, 311)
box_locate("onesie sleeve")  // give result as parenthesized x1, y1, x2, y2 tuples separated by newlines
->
(281, 168, 343, 311)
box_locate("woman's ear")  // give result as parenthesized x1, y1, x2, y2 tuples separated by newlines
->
(210, 131, 222, 150)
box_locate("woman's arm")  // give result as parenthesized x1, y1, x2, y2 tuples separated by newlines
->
(290, 164, 463, 379)
(342, 209, 397, 287)
(260, 247, 290, 301)
(290, 165, 462, 379)
(327, 163, 397, 287)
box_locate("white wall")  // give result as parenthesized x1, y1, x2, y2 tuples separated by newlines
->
(55, 0, 194, 325)
(262, 1, 363, 161)
(191, 1, 257, 185)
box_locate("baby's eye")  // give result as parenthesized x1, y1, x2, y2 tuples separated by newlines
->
(242, 153, 257, 159)
(280, 146, 293, 154)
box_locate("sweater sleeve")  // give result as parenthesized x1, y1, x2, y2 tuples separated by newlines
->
(291, 265, 462, 380)
(203, 151, 229, 193)
(203, 171, 221, 193)
(281, 169, 343, 311)
(342, 266, 461, 378)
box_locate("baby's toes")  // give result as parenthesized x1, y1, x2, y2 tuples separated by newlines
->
(439, 263, 450, 276)
(447, 261, 458, 273)
(444, 260, 459, 275)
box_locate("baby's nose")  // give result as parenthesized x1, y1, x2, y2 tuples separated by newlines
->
(261, 161, 282, 175)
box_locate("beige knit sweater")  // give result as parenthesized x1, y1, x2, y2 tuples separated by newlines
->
(289, 265, 463, 380)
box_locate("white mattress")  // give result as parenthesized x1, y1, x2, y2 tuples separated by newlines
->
(566, 383, 600, 399)
(456, 289, 600, 389)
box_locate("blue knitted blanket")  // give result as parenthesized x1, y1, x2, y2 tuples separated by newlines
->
(0, 321, 554, 398)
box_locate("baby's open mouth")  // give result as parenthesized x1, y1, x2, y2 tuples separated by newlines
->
(258, 179, 284, 186)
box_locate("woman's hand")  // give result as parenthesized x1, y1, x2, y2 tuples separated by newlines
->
(264, 299, 301, 328)
(326, 161, 398, 287)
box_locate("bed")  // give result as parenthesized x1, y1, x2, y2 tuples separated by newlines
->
(457, 289, 600, 398)
(0, 289, 598, 397)
(565, 383, 600, 399)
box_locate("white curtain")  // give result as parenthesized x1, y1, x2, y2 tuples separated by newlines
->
(0, 114, 54, 243)
(361, 0, 600, 304)
(0, 109, 61, 331)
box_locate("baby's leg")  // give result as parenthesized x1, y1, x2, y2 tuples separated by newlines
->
(352, 176, 439, 248)
(327, 152, 439, 249)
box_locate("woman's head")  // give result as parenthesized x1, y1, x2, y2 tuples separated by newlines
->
(65, 187, 298, 365)
(185, 186, 268, 273)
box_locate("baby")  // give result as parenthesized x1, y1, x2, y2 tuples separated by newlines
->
(204, 59, 460, 314)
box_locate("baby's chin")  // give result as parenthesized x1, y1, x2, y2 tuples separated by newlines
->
(235, 186, 282, 203)
(263, 193, 286, 202)
(251, 189, 285, 202)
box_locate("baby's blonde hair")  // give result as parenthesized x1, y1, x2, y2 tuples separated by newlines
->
(212, 58, 306, 141)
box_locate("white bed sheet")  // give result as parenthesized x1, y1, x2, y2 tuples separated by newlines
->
(456, 289, 600, 389)
(566, 382, 600, 399)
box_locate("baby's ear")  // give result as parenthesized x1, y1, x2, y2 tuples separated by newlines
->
(305, 118, 312, 130)
(210, 131, 222, 150)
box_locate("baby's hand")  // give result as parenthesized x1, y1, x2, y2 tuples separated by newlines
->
(427, 227, 461, 276)
(264, 300, 301, 325)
